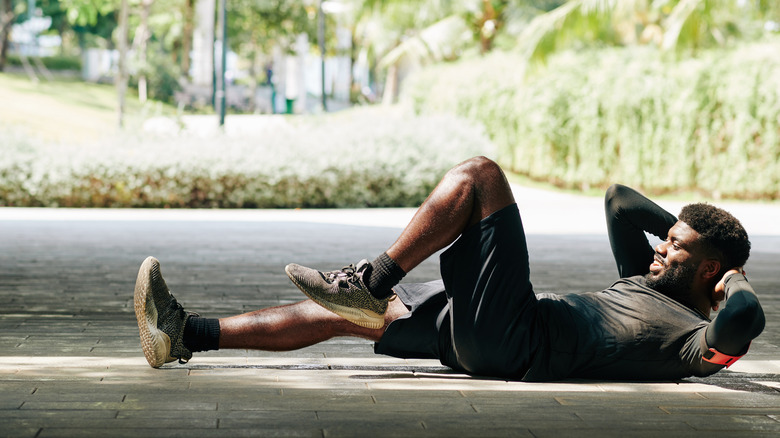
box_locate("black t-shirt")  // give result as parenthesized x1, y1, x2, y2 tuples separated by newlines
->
(378, 273, 763, 381)
(525, 275, 722, 381)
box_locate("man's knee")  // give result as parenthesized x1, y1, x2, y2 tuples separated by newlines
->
(448, 156, 513, 210)
(451, 156, 504, 184)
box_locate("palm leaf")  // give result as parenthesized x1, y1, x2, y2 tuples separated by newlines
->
(377, 14, 470, 69)
(661, 0, 705, 50)
(516, 0, 616, 62)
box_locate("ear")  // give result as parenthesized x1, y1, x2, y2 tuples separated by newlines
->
(698, 258, 721, 281)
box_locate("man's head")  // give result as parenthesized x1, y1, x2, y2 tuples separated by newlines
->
(645, 203, 750, 314)
(677, 203, 751, 271)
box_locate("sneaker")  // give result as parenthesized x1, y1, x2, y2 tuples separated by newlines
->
(285, 260, 393, 329)
(133, 256, 198, 368)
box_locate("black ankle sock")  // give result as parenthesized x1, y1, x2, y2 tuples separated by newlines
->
(183, 317, 220, 353)
(366, 252, 406, 299)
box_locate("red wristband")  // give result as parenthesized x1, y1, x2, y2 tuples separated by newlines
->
(702, 345, 748, 368)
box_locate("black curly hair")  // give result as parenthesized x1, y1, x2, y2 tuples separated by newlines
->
(678, 203, 750, 271)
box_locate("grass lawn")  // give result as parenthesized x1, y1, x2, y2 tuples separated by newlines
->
(0, 72, 179, 144)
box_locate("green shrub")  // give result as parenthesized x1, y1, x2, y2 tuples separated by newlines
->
(0, 108, 494, 208)
(402, 40, 780, 199)
(5, 54, 81, 70)
(139, 51, 182, 104)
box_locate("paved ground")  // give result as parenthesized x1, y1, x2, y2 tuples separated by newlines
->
(1, 186, 779, 437)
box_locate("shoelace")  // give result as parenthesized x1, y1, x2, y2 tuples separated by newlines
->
(325, 264, 360, 286)
(323, 264, 397, 302)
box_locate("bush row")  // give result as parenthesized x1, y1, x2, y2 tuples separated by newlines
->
(402, 40, 780, 199)
(0, 109, 493, 208)
(5, 54, 82, 71)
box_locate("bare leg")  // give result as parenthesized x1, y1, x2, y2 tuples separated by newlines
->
(387, 156, 515, 272)
(218, 298, 409, 349)
(218, 157, 514, 350)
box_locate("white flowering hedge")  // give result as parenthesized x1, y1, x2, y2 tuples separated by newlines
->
(0, 108, 494, 208)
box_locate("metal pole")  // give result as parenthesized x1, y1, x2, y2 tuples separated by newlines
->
(318, 0, 326, 112)
(217, 0, 227, 126)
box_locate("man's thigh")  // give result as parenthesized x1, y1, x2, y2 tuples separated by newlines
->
(440, 203, 539, 378)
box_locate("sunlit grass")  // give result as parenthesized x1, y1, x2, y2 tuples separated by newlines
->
(0, 72, 178, 144)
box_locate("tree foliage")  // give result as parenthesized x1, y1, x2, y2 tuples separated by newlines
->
(517, 0, 780, 63)
(0, 0, 26, 70)
(228, 0, 314, 55)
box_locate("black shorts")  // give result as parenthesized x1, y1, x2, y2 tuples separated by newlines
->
(375, 204, 540, 378)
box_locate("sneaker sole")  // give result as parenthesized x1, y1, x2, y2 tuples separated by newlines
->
(134, 256, 173, 368)
(285, 265, 384, 330)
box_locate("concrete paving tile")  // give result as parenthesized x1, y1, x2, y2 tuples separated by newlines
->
(694, 391, 780, 404)
(369, 389, 464, 400)
(269, 369, 382, 390)
(468, 405, 580, 417)
(0, 427, 40, 438)
(0, 410, 119, 420)
(216, 396, 377, 412)
(187, 368, 279, 378)
(277, 387, 372, 396)
(283, 387, 375, 405)
(529, 429, 710, 438)
(0, 381, 36, 393)
(217, 412, 319, 428)
(682, 415, 780, 432)
(11, 418, 218, 429)
(19, 390, 126, 403)
(463, 392, 568, 407)
(368, 391, 476, 413)
(39, 428, 322, 438)
(20, 401, 217, 411)
(186, 387, 283, 399)
(4, 418, 220, 433)
(575, 419, 697, 430)
(115, 410, 222, 420)
(661, 406, 780, 416)
(421, 426, 534, 437)
(317, 415, 427, 435)
(550, 392, 716, 406)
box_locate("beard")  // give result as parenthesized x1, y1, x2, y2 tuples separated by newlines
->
(645, 260, 698, 302)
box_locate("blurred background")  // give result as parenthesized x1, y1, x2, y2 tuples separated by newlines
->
(1, 0, 779, 208)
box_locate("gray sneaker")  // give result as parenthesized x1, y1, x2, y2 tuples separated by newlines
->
(285, 260, 393, 329)
(133, 256, 197, 368)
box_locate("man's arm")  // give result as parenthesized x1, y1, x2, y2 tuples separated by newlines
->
(704, 272, 765, 365)
(604, 184, 678, 278)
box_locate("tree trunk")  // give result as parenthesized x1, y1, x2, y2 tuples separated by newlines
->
(248, 45, 260, 112)
(0, 0, 15, 72)
(116, 0, 130, 128)
(381, 64, 397, 106)
(181, 0, 194, 78)
(478, 0, 498, 54)
(133, 0, 153, 103)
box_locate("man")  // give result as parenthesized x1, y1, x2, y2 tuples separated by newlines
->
(134, 157, 765, 381)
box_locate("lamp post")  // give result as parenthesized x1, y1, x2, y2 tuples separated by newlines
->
(215, 0, 227, 126)
(318, 0, 326, 112)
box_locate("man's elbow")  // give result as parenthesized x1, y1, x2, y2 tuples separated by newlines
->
(729, 290, 766, 338)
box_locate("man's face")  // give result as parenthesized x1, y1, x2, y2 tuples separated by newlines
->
(645, 221, 703, 297)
